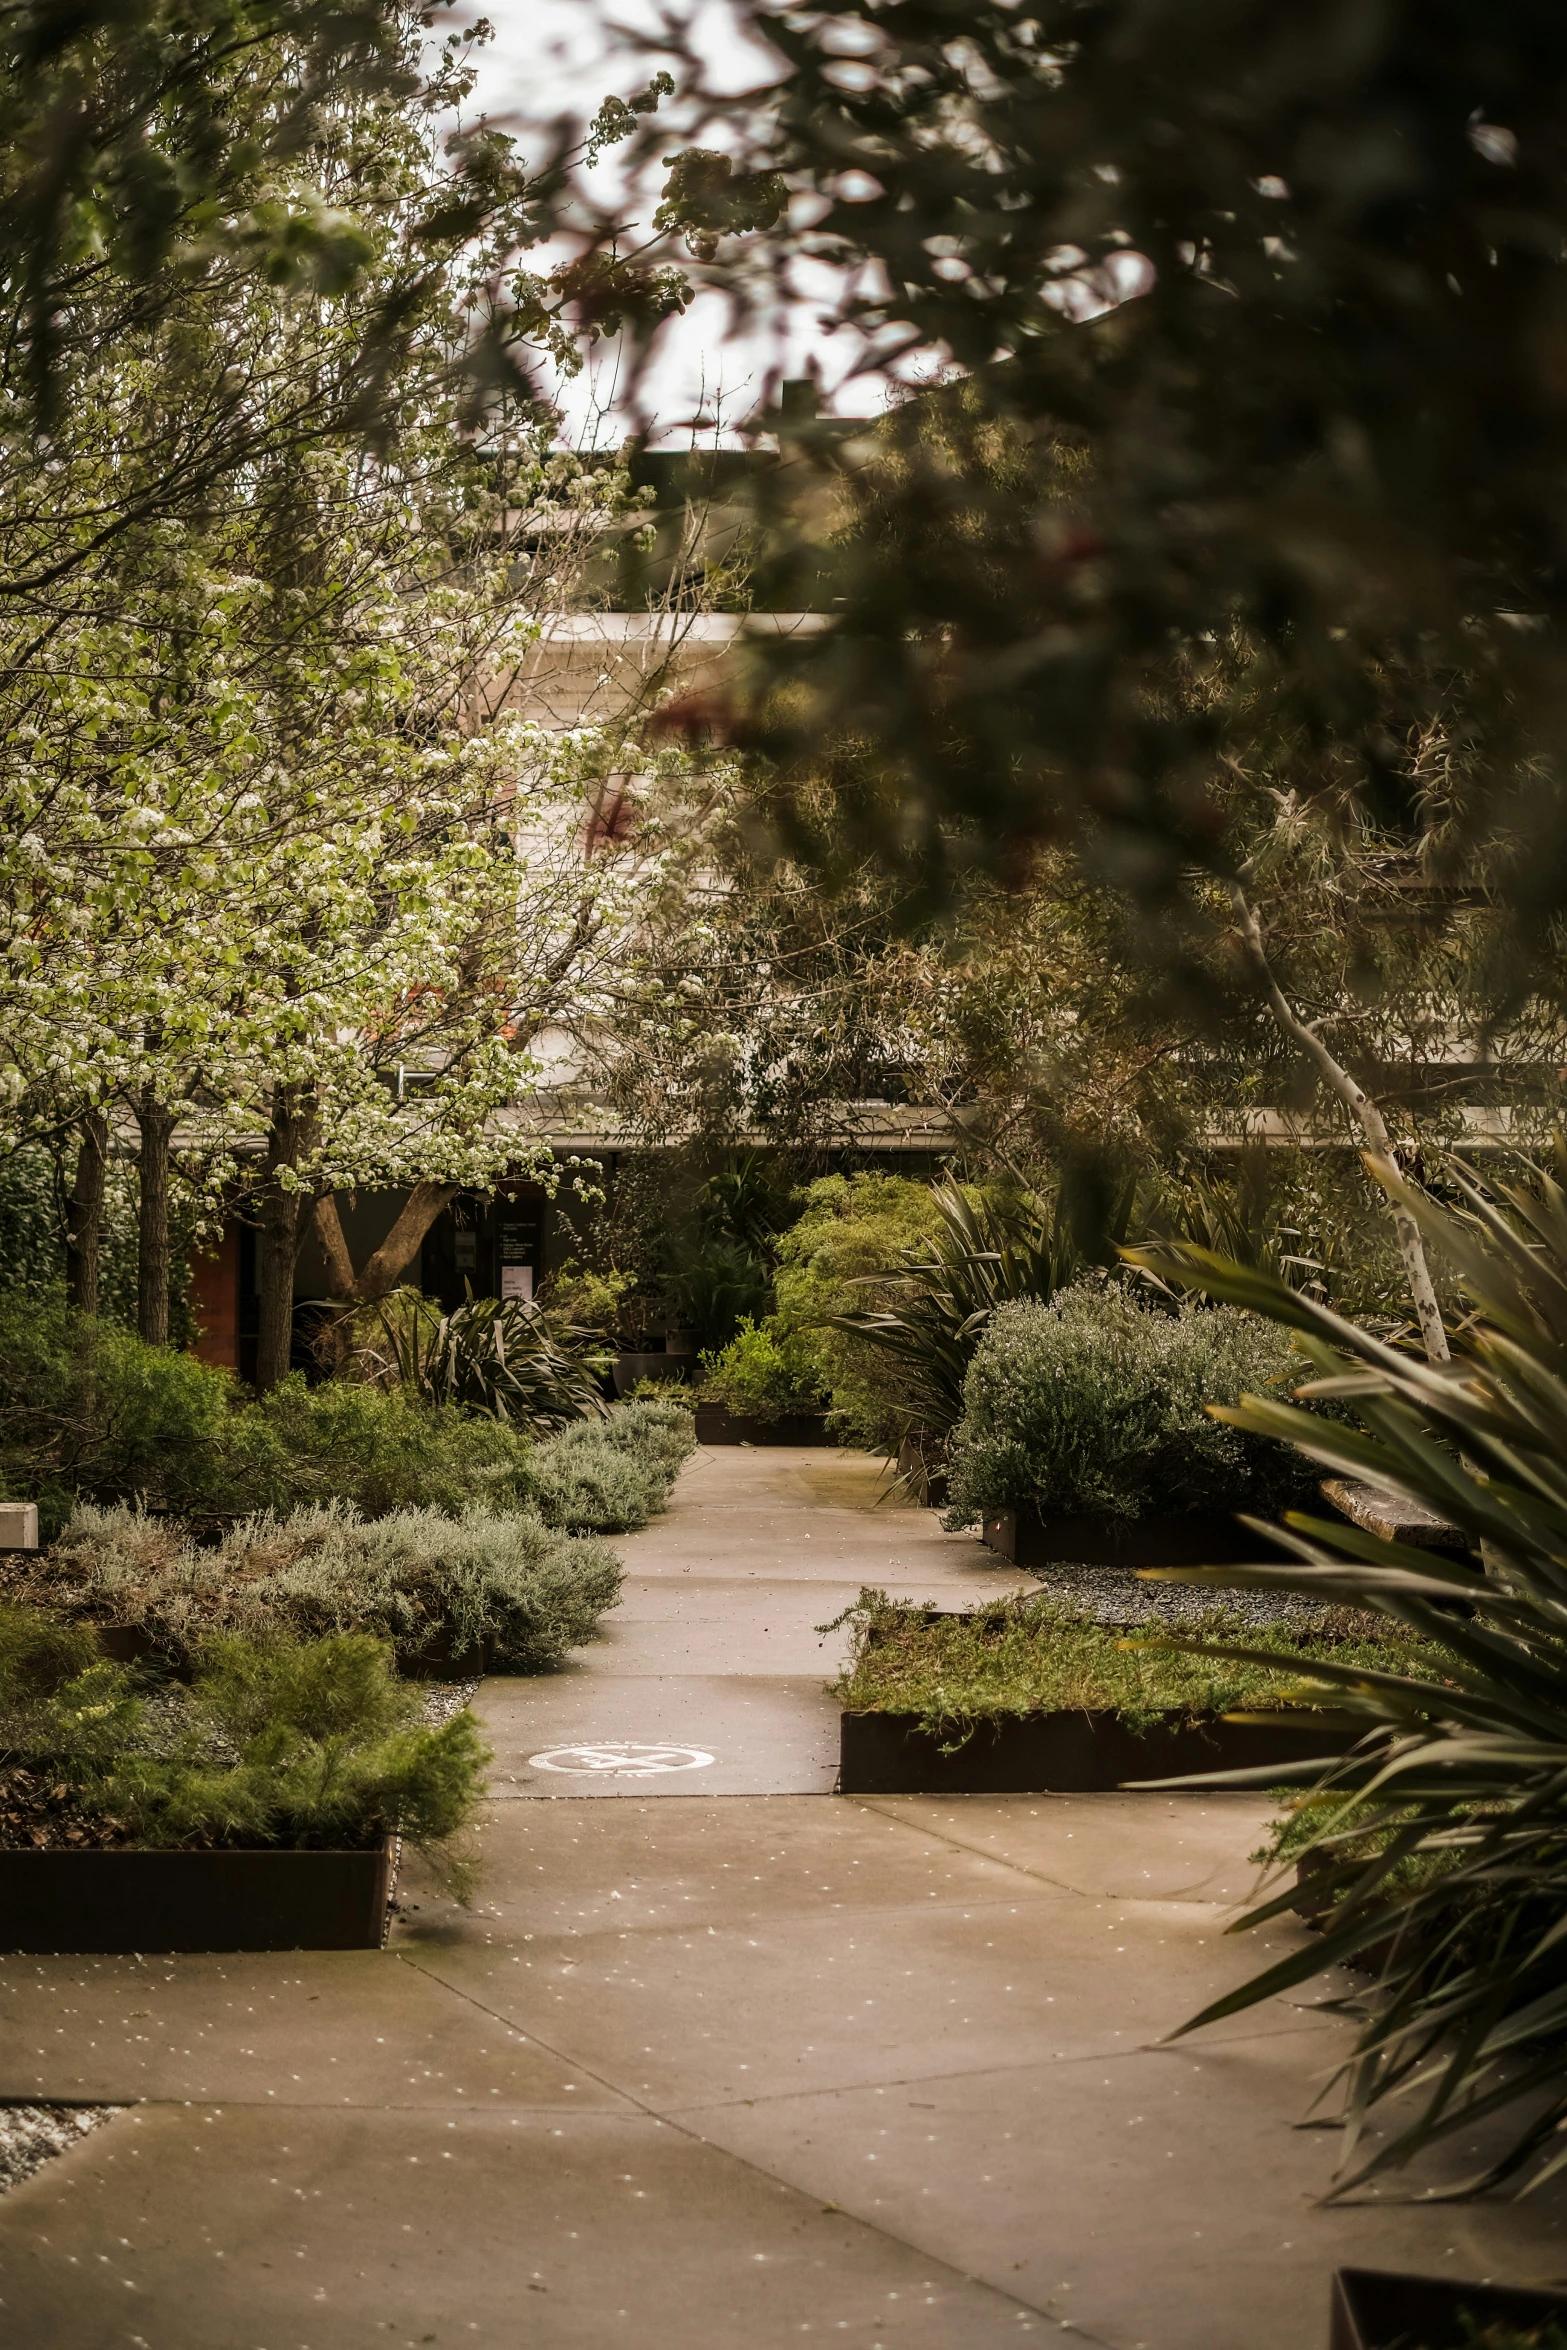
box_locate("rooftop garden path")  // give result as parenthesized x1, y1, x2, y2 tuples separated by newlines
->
(2, 1444, 1565, 2346)
(474, 1439, 1037, 1798)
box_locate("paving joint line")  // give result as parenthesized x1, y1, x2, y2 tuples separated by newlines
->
(851, 1794, 1266, 1911)
(392, 1946, 1080, 2339)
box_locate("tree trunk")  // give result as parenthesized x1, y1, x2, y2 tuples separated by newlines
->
(135, 1091, 175, 1347)
(311, 1194, 357, 1298)
(312, 1184, 457, 1305)
(65, 1109, 108, 1315)
(254, 1089, 316, 1393)
(354, 1183, 459, 1300)
(306, 1184, 457, 1380)
(1231, 889, 1450, 1364)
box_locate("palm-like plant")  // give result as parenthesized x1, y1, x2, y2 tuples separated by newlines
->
(367, 1288, 613, 1432)
(1125, 1156, 1567, 2196)
(824, 1178, 1113, 1446)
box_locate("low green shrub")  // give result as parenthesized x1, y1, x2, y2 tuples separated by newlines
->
(830, 1590, 1431, 1737)
(206, 1376, 539, 1519)
(772, 1175, 947, 1447)
(697, 1318, 824, 1422)
(0, 1604, 489, 1877)
(0, 1295, 234, 1537)
(19, 1501, 623, 1671)
(529, 1398, 697, 1532)
(944, 1282, 1320, 1525)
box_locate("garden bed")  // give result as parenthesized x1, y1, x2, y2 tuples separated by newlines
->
(840, 1705, 1359, 1793)
(0, 1836, 396, 1953)
(831, 1592, 1415, 1795)
(1330, 2265, 1567, 2349)
(980, 1506, 1287, 1570)
(694, 1404, 836, 1446)
(2, 1499, 623, 1675)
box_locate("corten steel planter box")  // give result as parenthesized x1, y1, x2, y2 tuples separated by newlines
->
(0, 1836, 396, 1954)
(694, 1404, 836, 1447)
(1330, 2266, 1567, 2349)
(980, 1507, 1288, 1571)
(839, 1707, 1363, 1795)
(612, 1351, 692, 1396)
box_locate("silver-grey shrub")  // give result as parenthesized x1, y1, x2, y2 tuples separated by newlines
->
(944, 1282, 1317, 1525)
(32, 1501, 622, 1672)
(530, 1399, 696, 1534)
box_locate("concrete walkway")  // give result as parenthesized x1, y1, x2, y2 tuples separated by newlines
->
(3, 1445, 1567, 2348)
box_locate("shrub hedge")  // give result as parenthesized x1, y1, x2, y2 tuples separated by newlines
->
(18, 1501, 624, 1673)
(945, 1282, 1321, 1526)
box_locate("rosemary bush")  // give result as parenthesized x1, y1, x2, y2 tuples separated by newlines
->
(0, 1604, 488, 1872)
(529, 1398, 696, 1532)
(945, 1282, 1318, 1525)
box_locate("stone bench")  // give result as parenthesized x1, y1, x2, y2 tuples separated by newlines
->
(0, 1501, 37, 1551)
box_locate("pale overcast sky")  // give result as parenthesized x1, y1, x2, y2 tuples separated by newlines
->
(450, 1, 888, 444)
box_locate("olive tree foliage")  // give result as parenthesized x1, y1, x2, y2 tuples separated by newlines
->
(0, 4, 698, 1372)
(546, 2, 1567, 973)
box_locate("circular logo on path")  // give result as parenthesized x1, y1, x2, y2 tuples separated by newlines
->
(528, 1741, 716, 1779)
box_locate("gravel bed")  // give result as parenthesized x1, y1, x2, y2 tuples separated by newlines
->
(1021, 1560, 1333, 1629)
(0, 2104, 121, 2197)
(419, 1678, 480, 1727)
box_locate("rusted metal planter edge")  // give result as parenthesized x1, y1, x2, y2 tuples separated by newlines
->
(0, 1836, 396, 1953)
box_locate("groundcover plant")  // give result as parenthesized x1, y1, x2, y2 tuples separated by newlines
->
(829, 1590, 1425, 1740)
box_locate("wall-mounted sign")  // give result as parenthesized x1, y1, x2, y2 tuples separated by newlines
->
(454, 1229, 477, 1272)
(498, 1208, 540, 1306)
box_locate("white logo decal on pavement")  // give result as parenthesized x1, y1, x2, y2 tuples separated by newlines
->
(528, 1741, 716, 1778)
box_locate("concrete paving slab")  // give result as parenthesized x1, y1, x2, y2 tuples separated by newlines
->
(477, 1671, 840, 1795)
(594, 1578, 861, 1675)
(398, 1866, 1312, 2107)
(681, 2037, 1567, 2350)
(394, 1794, 1066, 1939)
(0, 1949, 627, 2109)
(859, 1792, 1280, 1906)
(616, 1445, 1031, 1596)
(0, 2102, 1061, 2347)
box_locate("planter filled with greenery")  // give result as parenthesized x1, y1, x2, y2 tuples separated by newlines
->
(1329, 2266, 1567, 2350)
(3, 1500, 624, 1676)
(694, 1318, 834, 1445)
(945, 1284, 1315, 1567)
(830, 1590, 1405, 1794)
(0, 1608, 486, 1953)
